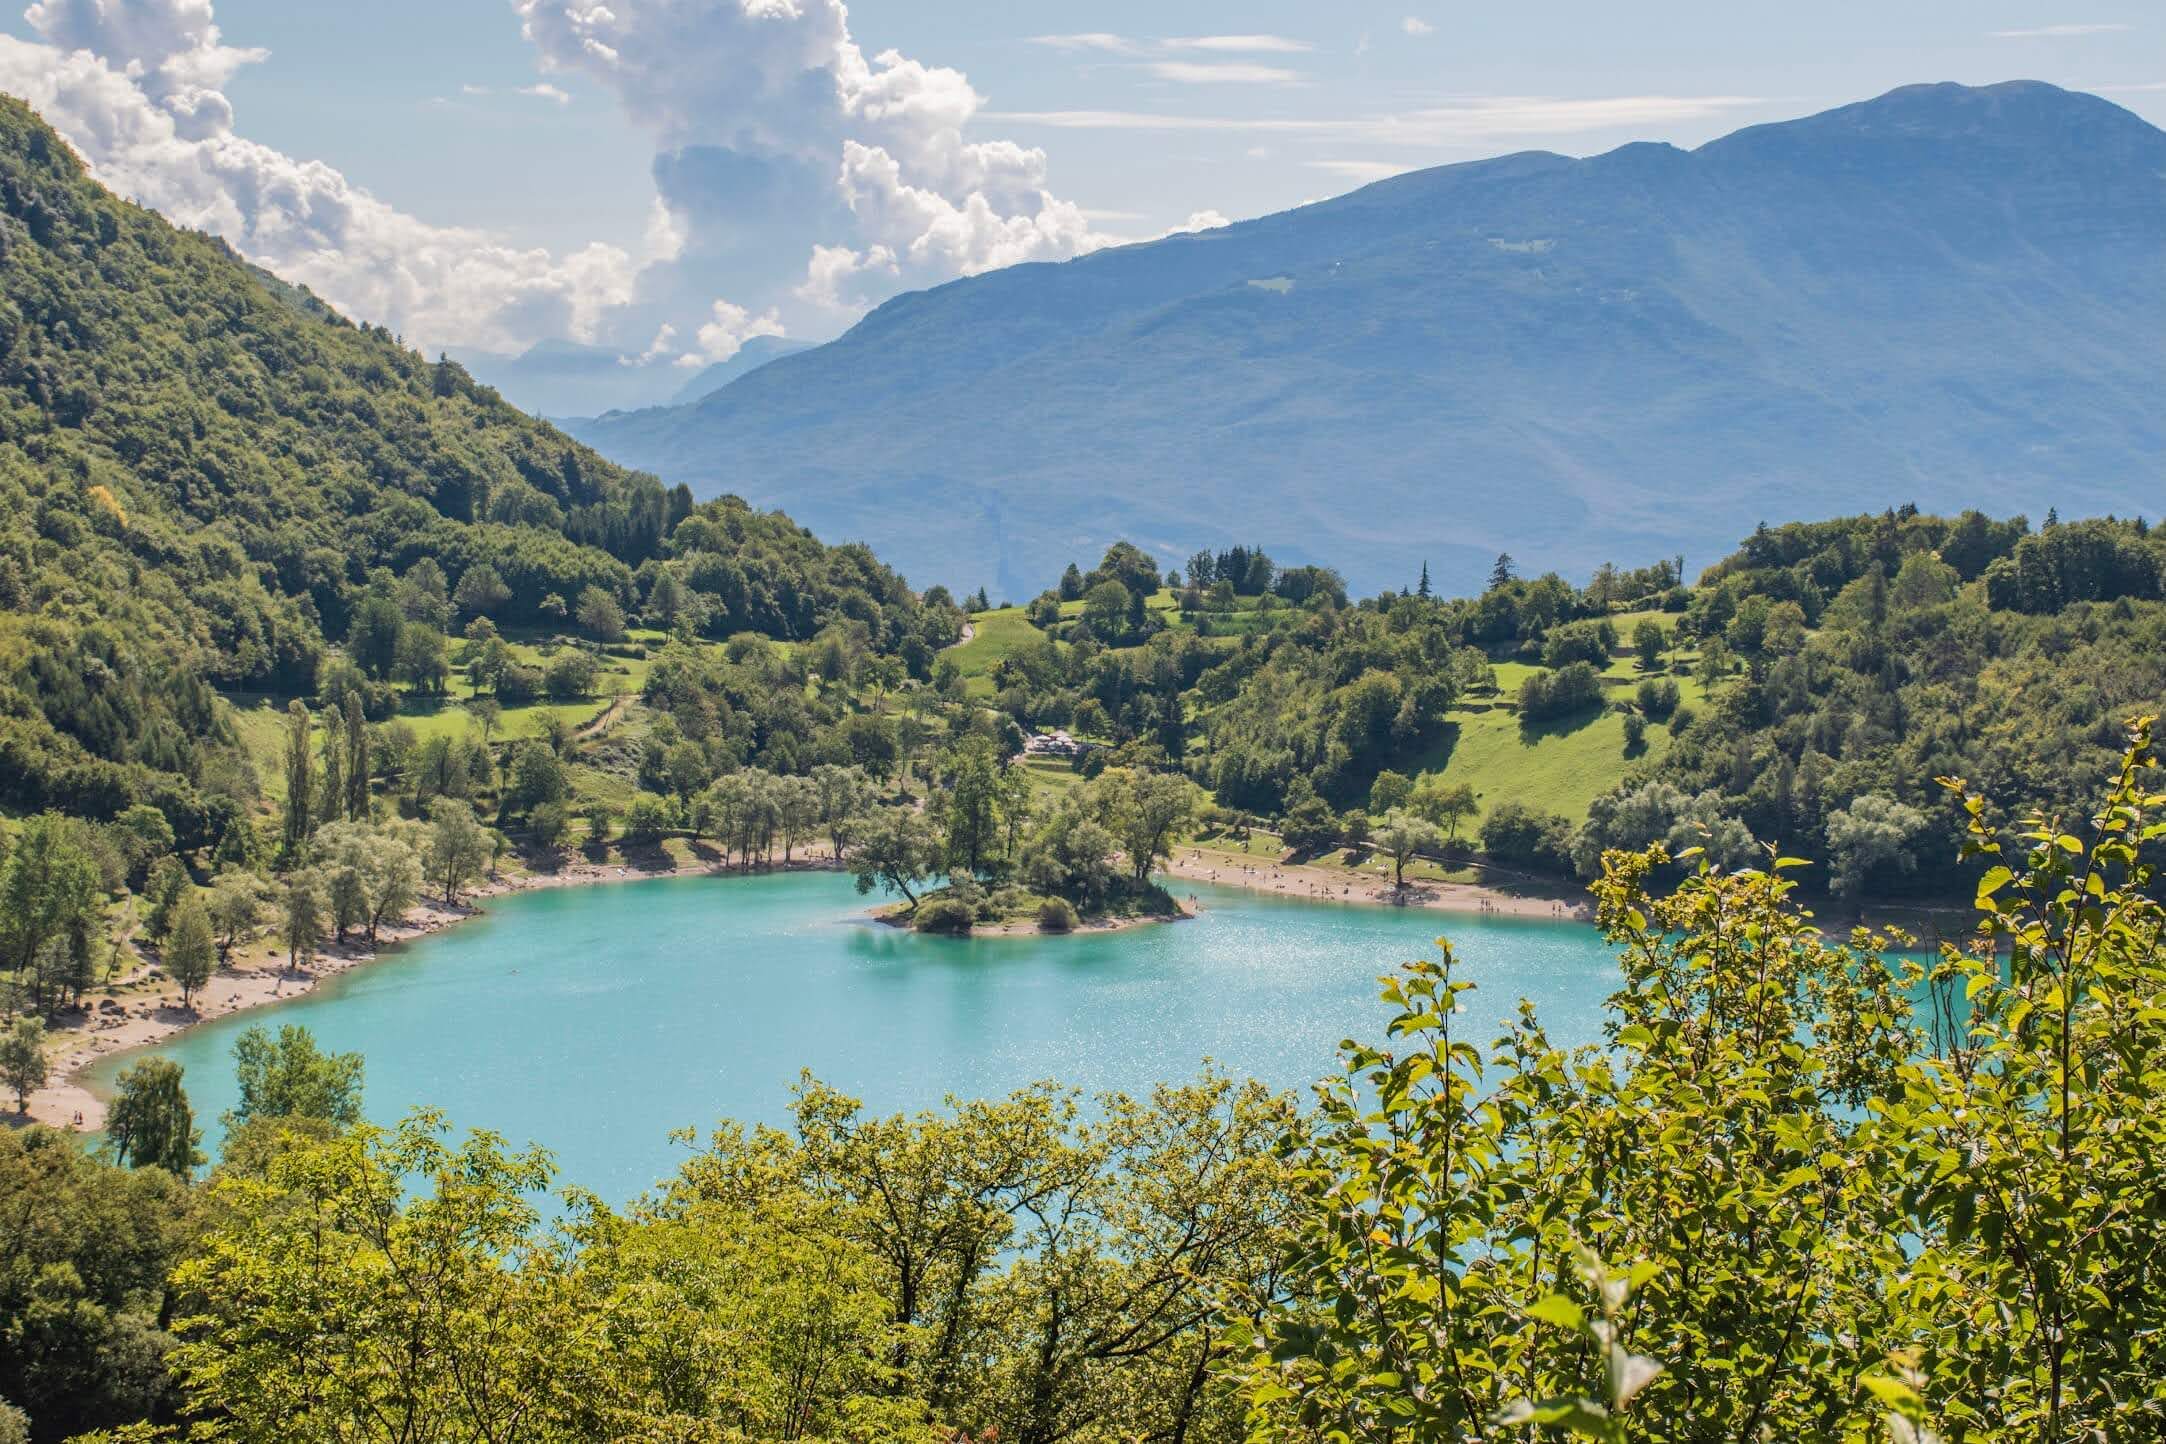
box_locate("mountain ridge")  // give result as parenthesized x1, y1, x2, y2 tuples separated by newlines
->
(569, 80, 2164, 597)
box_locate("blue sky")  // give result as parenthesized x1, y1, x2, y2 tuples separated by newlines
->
(2, 0, 2159, 368)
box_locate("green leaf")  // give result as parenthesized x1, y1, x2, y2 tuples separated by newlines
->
(1526, 1294, 1586, 1330)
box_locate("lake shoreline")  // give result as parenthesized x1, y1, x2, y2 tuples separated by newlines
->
(18, 841, 1638, 1135)
(18, 852, 850, 1134)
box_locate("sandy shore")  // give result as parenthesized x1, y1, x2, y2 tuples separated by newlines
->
(1162, 842, 1595, 923)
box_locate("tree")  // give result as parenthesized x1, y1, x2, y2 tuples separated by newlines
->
(1488, 552, 1516, 590)
(281, 872, 326, 971)
(427, 799, 491, 905)
(346, 594, 406, 680)
(1409, 776, 1479, 843)
(104, 1057, 201, 1175)
(576, 584, 627, 642)
(226, 1024, 365, 1132)
(0, 812, 105, 1015)
(1416, 561, 1431, 599)
(1099, 769, 1202, 882)
(454, 563, 512, 620)
(1058, 561, 1086, 601)
(343, 692, 370, 821)
(1632, 618, 1666, 671)
(208, 869, 269, 959)
(810, 763, 873, 858)
(1081, 578, 1132, 644)
(280, 698, 313, 856)
(313, 821, 423, 943)
(110, 803, 175, 888)
(943, 740, 1005, 878)
(850, 807, 936, 907)
(1370, 768, 1414, 815)
(1824, 793, 1928, 899)
(166, 892, 217, 1009)
(0, 1017, 45, 1111)
(1375, 810, 1442, 889)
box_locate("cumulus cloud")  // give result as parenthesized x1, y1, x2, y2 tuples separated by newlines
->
(1402, 17, 1435, 37)
(692, 298, 786, 362)
(0, 0, 663, 353)
(515, 0, 1116, 325)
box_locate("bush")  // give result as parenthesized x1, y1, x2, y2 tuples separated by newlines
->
(1636, 676, 1681, 720)
(913, 898, 975, 934)
(1036, 896, 1079, 932)
(622, 795, 672, 844)
(1479, 801, 1575, 871)
(1517, 661, 1606, 722)
(495, 663, 544, 704)
(544, 651, 599, 701)
(1622, 713, 1648, 754)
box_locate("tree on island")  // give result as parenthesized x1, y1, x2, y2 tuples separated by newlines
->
(851, 807, 937, 907)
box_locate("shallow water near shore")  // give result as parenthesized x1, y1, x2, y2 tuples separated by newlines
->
(94, 871, 1622, 1201)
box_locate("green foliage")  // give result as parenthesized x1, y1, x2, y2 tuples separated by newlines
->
(0, 1016, 46, 1111)
(1246, 722, 2166, 1440)
(102, 1058, 201, 1177)
(912, 897, 976, 934)
(226, 1023, 364, 1130)
(0, 1126, 192, 1439)
(162, 892, 216, 1009)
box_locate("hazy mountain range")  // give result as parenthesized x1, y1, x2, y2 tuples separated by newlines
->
(564, 81, 2164, 598)
(448, 334, 811, 420)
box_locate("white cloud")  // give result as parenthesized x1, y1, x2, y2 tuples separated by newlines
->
(462, 82, 492, 96)
(692, 299, 785, 362)
(990, 93, 1771, 145)
(1989, 23, 2131, 38)
(624, 323, 677, 365)
(1162, 209, 1230, 235)
(1146, 61, 1305, 85)
(516, 0, 1117, 322)
(1167, 35, 1312, 53)
(1027, 33, 1142, 54)
(0, 3, 659, 353)
(1309, 158, 1415, 181)
(517, 81, 570, 104)
(1402, 17, 1435, 37)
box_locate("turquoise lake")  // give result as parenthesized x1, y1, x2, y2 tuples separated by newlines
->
(98, 873, 1623, 1201)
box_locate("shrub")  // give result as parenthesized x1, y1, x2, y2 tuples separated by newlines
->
(913, 898, 975, 934)
(622, 795, 672, 844)
(1636, 676, 1681, 720)
(1037, 896, 1079, 932)
(1517, 661, 1606, 722)
(544, 651, 599, 701)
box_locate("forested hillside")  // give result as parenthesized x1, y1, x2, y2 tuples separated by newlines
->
(0, 96, 944, 849)
(955, 510, 2166, 903)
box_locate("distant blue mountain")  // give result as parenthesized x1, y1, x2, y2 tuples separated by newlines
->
(569, 82, 2166, 597)
(666, 335, 815, 407)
